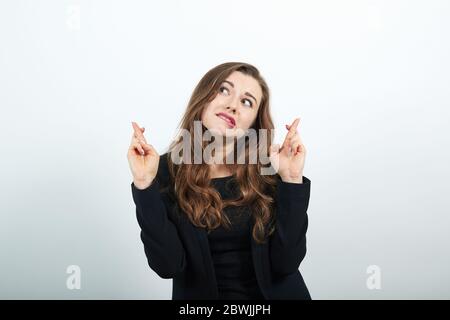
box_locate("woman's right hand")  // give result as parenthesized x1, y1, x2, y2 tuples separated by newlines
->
(127, 121, 160, 190)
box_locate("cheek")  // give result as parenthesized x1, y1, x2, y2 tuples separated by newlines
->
(202, 97, 221, 119)
(240, 111, 258, 128)
(200, 108, 206, 122)
(201, 103, 215, 124)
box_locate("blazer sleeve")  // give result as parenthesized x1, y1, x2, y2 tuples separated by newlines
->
(131, 179, 186, 279)
(270, 175, 311, 277)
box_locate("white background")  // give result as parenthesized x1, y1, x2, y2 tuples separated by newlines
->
(0, 0, 449, 299)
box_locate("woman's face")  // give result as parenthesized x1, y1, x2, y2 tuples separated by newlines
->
(201, 71, 262, 137)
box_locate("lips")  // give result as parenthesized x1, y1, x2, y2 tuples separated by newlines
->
(216, 112, 236, 128)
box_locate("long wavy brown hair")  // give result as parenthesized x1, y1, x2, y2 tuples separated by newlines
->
(166, 62, 278, 244)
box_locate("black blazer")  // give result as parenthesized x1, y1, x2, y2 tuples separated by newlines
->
(131, 153, 312, 300)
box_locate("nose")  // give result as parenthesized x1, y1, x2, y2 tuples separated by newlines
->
(226, 97, 240, 114)
(226, 106, 236, 114)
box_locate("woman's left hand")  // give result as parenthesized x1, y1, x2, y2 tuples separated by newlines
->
(269, 118, 307, 183)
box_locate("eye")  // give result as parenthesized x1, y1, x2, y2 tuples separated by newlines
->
(219, 86, 230, 95)
(242, 98, 253, 107)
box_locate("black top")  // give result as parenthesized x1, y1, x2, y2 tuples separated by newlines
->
(208, 176, 265, 299)
(131, 153, 312, 300)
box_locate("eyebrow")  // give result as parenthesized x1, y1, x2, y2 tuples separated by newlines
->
(222, 80, 258, 105)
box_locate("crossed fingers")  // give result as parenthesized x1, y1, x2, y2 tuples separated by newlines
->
(280, 118, 303, 156)
(130, 122, 148, 155)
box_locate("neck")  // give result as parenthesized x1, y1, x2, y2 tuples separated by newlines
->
(208, 139, 235, 178)
(209, 164, 233, 179)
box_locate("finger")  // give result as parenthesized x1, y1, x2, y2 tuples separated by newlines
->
(290, 131, 305, 152)
(130, 134, 143, 145)
(135, 136, 156, 154)
(130, 142, 145, 155)
(140, 141, 155, 153)
(132, 121, 141, 132)
(289, 133, 302, 146)
(131, 135, 149, 150)
(135, 134, 147, 145)
(132, 122, 146, 140)
(289, 117, 300, 133)
(130, 136, 148, 154)
(292, 131, 303, 147)
(287, 124, 303, 146)
(281, 118, 300, 151)
(280, 133, 293, 155)
(291, 141, 301, 155)
(295, 144, 305, 156)
(293, 141, 306, 156)
(132, 125, 148, 144)
(134, 133, 147, 145)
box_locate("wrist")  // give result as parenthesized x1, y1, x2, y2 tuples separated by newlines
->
(280, 175, 303, 184)
(133, 177, 155, 190)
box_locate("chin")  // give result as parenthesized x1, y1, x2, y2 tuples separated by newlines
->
(208, 128, 235, 138)
(205, 121, 231, 135)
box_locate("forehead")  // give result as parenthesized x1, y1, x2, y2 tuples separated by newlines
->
(224, 71, 263, 101)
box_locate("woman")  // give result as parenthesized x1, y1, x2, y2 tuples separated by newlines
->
(127, 62, 311, 300)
